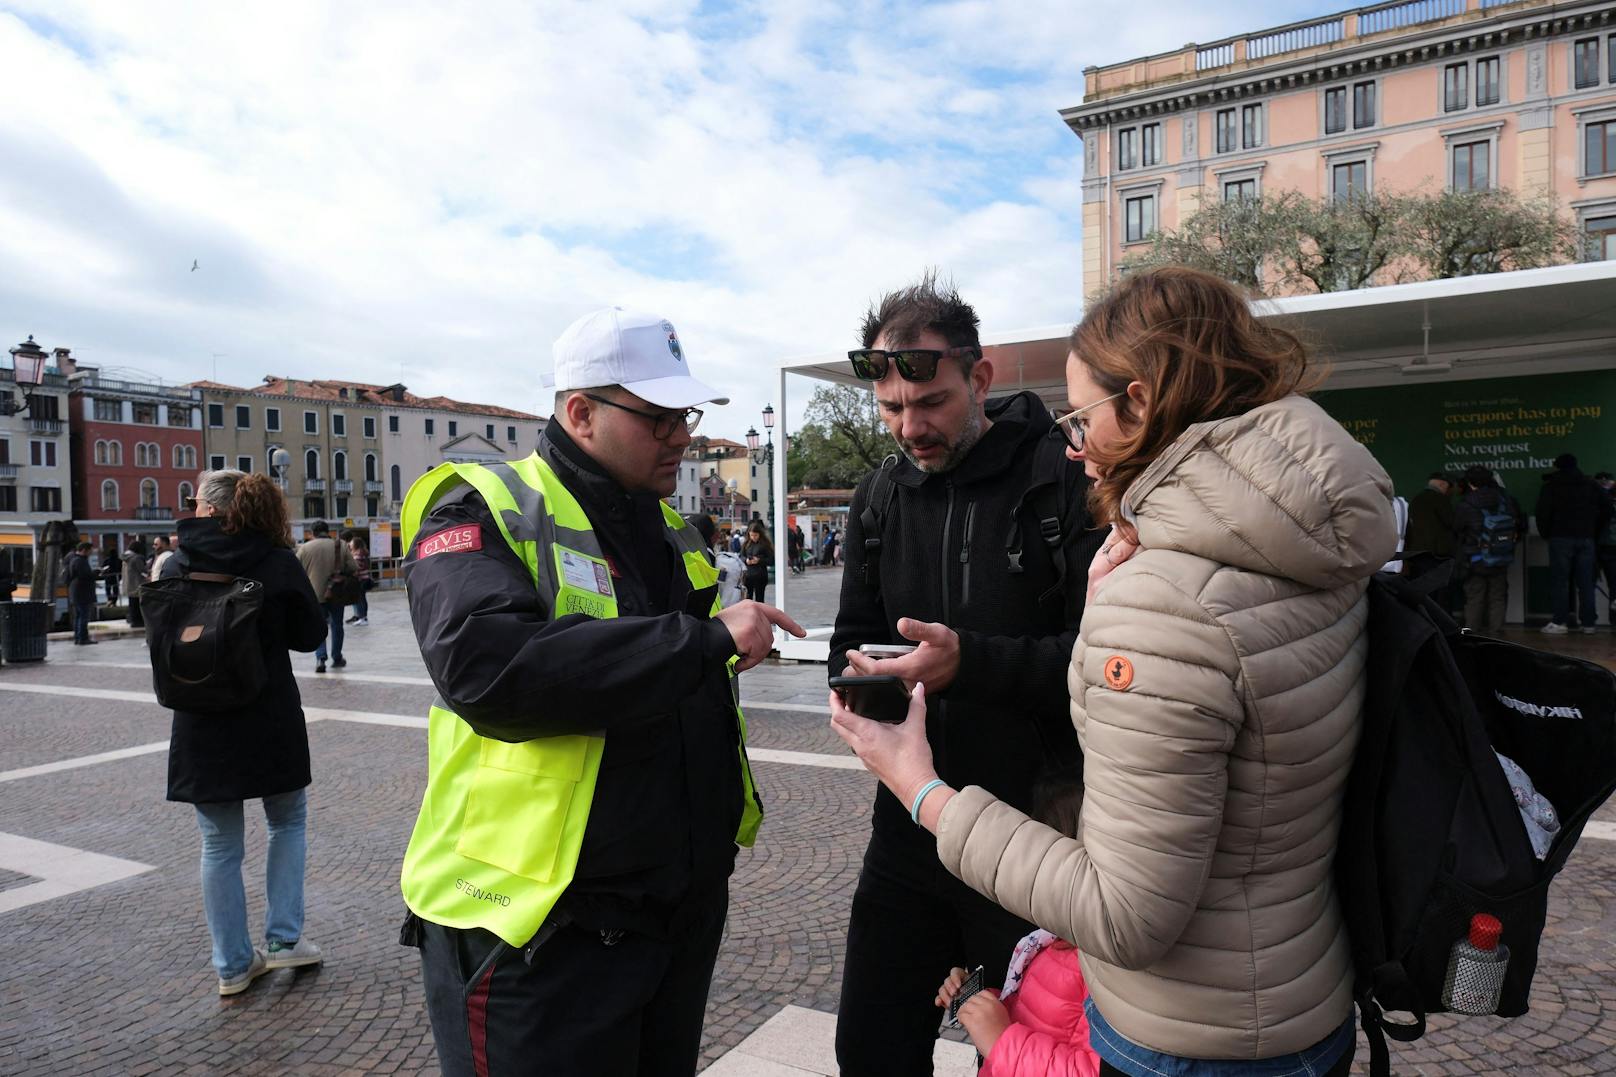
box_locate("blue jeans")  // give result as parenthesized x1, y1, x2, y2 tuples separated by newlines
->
(314, 601, 344, 662)
(1548, 537, 1597, 626)
(1088, 1000, 1354, 1076)
(72, 600, 95, 643)
(194, 789, 308, 978)
(351, 589, 368, 620)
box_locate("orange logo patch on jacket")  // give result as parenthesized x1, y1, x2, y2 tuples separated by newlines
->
(1102, 655, 1134, 691)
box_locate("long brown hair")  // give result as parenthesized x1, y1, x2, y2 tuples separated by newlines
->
(198, 470, 294, 548)
(1071, 267, 1319, 531)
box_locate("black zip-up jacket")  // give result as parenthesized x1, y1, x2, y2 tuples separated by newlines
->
(829, 391, 1103, 858)
(1535, 467, 1608, 541)
(404, 424, 743, 940)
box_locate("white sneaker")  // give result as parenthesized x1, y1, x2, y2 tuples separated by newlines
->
(1541, 622, 1569, 635)
(353, 618, 369, 626)
(218, 948, 269, 996)
(264, 937, 322, 970)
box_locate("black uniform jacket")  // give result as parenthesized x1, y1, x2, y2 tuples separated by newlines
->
(830, 391, 1103, 858)
(163, 517, 328, 803)
(404, 424, 743, 938)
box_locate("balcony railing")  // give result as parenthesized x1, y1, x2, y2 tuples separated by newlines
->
(134, 506, 174, 520)
(1359, 0, 1465, 35)
(305, 478, 327, 493)
(27, 418, 63, 435)
(333, 479, 354, 493)
(0, 463, 17, 481)
(364, 480, 384, 494)
(1247, 16, 1345, 60)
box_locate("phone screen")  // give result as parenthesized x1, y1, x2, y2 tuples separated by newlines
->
(829, 675, 912, 724)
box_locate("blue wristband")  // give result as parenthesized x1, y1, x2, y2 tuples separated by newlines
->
(910, 779, 947, 824)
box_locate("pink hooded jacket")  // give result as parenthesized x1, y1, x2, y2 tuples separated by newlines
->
(980, 941, 1100, 1077)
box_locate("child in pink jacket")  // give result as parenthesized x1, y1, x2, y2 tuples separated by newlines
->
(934, 774, 1099, 1077)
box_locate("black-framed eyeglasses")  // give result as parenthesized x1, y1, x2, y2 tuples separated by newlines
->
(582, 393, 703, 440)
(1052, 393, 1126, 453)
(847, 346, 981, 383)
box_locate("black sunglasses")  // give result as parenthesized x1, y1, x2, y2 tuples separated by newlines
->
(847, 346, 981, 383)
(582, 394, 703, 441)
(182, 496, 199, 510)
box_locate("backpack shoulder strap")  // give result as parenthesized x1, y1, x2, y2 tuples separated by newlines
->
(859, 454, 901, 589)
(1006, 430, 1074, 591)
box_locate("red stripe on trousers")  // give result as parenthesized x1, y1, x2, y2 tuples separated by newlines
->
(468, 959, 496, 1077)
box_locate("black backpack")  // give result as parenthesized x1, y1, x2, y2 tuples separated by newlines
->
(141, 572, 268, 712)
(1340, 570, 1616, 1075)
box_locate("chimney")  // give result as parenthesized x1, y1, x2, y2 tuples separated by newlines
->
(52, 347, 76, 375)
(338, 386, 348, 400)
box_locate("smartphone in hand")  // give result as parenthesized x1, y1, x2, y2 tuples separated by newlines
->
(946, 965, 986, 1027)
(857, 643, 918, 658)
(829, 674, 912, 724)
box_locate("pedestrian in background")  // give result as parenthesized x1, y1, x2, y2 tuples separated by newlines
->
(162, 469, 328, 996)
(63, 540, 98, 646)
(1455, 465, 1525, 633)
(148, 534, 175, 582)
(121, 539, 148, 627)
(741, 521, 772, 602)
(295, 520, 358, 673)
(1536, 453, 1607, 634)
(99, 544, 121, 605)
(342, 529, 371, 626)
(1595, 472, 1616, 626)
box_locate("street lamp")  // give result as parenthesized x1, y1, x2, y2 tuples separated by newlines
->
(2, 336, 49, 417)
(748, 405, 776, 527)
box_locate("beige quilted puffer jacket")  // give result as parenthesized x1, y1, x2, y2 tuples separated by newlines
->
(937, 393, 1398, 1060)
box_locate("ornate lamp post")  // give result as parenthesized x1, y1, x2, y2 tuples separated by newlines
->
(2, 336, 49, 417)
(747, 403, 776, 527)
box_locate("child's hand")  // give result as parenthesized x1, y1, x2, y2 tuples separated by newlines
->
(934, 966, 969, 1008)
(958, 992, 1011, 1056)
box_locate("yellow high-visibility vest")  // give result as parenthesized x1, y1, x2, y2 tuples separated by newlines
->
(398, 453, 763, 946)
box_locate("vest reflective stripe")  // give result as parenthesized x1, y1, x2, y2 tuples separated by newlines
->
(398, 453, 761, 946)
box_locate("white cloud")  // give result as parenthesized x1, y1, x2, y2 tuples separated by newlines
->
(0, 0, 1320, 435)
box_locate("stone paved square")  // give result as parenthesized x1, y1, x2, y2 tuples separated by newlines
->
(1, 588, 1615, 1074)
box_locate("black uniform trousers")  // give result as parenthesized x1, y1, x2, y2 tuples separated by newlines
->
(416, 892, 727, 1077)
(835, 826, 1036, 1076)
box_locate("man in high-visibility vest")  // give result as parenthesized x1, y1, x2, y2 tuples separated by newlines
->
(399, 308, 804, 1077)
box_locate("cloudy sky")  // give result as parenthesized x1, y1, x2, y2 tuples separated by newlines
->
(2, 0, 1318, 440)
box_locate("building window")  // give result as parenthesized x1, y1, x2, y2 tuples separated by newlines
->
(425, 418, 435, 436)
(1353, 81, 1376, 128)
(210, 454, 226, 471)
(1141, 123, 1161, 167)
(130, 402, 156, 425)
(101, 479, 119, 511)
(94, 398, 121, 421)
(485, 423, 495, 440)
(108, 440, 122, 465)
(94, 440, 107, 465)
(1332, 159, 1369, 200)
(1216, 108, 1236, 153)
(30, 487, 61, 513)
(448, 421, 458, 437)
(1117, 127, 1138, 171)
(237, 455, 253, 473)
(1452, 140, 1491, 191)
(507, 425, 517, 443)
(1575, 38, 1600, 89)
(305, 449, 320, 479)
(139, 478, 158, 508)
(266, 408, 281, 432)
(1224, 178, 1258, 201)
(388, 415, 400, 434)
(0, 486, 14, 511)
(304, 411, 318, 435)
(1445, 63, 1469, 111)
(173, 444, 194, 469)
(366, 496, 379, 517)
(234, 405, 250, 429)
(32, 395, 59, 421)
(207, 403, 224, 427)
(332, 413, 346, 437)
(335, 496, 349, 518)
(1587, 120, 1616, 176)
(1124, 193, 1157, 243)
(178, 481, 194, 509)
(30, 441, 56, 467)
(1325, 86, 1347, 134)
(167, 405, 192, 428)
(333, 451, 348, 481)
(363, 416, 376, 438)
(1476, 57, 1501, 107)
(390, 464, 402, 503)
(1241, 104, 1263, 149)
(364, 453, 378, 482)
(1610, 34, 1616, 84)
(1586, 214, 1616, 260)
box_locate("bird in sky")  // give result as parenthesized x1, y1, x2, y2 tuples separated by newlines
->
(191, 260, 198, 272)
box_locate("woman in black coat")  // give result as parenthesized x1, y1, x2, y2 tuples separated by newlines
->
(159, 470, 328, 996)
(740, 521, 773, 603)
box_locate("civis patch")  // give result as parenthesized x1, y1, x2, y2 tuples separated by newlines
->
(418, 525, 483, 559)
(1103, 655, 1135, 691)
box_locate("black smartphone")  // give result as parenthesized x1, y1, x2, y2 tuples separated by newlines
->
(829, 674, 912, 724)
(947, 965, 985, 1026)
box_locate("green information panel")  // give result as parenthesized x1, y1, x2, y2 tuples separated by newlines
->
(1314, 369, 1616, 503)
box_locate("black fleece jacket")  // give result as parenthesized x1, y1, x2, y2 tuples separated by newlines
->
(829, 391, 1103, 856)
(404, 424, 743, 939)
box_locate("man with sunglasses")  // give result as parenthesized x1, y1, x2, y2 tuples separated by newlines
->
(399, 308, 804, 1076)
(830, 275, 1103, 1075)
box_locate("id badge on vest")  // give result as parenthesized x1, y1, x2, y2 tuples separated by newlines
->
(555, 545, 615, 618)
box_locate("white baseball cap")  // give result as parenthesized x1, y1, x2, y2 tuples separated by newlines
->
(546, 308, 729, 409)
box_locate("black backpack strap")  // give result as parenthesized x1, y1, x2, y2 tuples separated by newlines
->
(1005, 430, 1072, 599)
(859, 454, 901, 589)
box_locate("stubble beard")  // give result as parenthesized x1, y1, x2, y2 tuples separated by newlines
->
(902, 394, 985, 475)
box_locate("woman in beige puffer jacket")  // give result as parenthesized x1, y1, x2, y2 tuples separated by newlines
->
(832, 267, 1400, 1075)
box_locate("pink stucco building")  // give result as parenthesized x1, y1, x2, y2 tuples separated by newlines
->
(1067, 0, 1616, 294)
